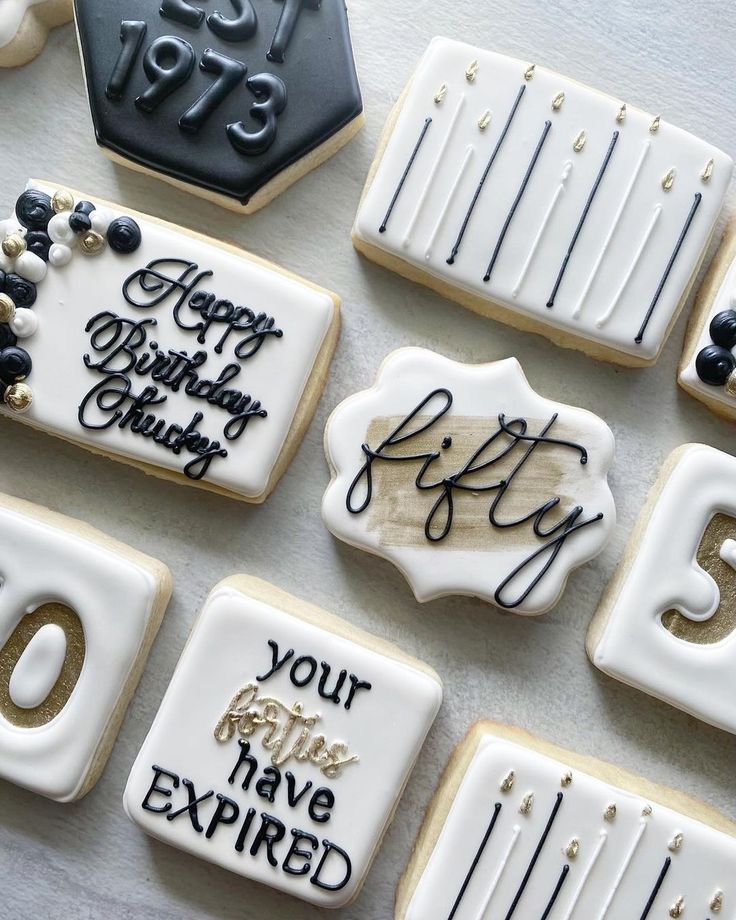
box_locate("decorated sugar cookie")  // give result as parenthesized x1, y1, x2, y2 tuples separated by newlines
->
(352, 38, 732, 366)
(0, 0, 72, 68)
(588, 444, 736, 734)
(679, 220, 736, 420)
(322, 348, 615, 615)
(0, 181, 339, 502)
(124, 576, 441, 908)
(397, 722, 736, 920)
(0, 491, 171, 802)
(73, 0, 364, 213)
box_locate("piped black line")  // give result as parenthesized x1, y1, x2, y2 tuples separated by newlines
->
(638, 856, 672, 920)
(447, 802, 502, 920)
(546, 130, 620, 308)
(503, 792, 564, 920)
(483, 119, 553, 283)
(540, 865, 570, 920)
(634, 192, 702, 344)
(446, 84, 527, 264)
(379, 117, 432, 233)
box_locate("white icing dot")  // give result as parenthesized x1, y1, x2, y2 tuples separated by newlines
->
(90, 208, 114, 235)
(47, 213, 76, 246)
(48, 243, 73, 267)
(8, 623, 67, 710)
(0, 251, 15, 273)
(14, 251, 47, 283)
(9, 307, 39, 339)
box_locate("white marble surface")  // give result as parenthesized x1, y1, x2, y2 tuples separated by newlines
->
(0, 2, 735, 918)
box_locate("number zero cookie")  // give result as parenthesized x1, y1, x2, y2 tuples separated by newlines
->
(322, 347, 615, 615)
(397, 721, 736, 920)
(0, 181, 340, 502)
(679, 219, 736, 420)
(73, 0, 364, 213)
(123, 576, 442, 908)
(352, 38, 733, 366)
(0, 491, 172, 802)
(0, 0, 72, 68)
(587, 443, 736, 735)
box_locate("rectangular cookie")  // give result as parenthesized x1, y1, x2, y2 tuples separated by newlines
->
(0, 180, 340, 502)
(397, 721, 736, 920)
(353, 38, 732, 366)
(124, 576, 442, 908)
(0, 490, 172, 802)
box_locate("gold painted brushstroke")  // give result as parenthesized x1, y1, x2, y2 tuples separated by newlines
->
(661, 513, 736, 644)
(0, 603, 85, 727)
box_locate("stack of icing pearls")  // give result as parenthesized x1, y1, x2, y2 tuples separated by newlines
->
(0, 187, 142, 414)
(695, 300, 736, 393)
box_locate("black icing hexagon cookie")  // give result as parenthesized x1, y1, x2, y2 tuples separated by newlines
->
(73, 0, 364, 212)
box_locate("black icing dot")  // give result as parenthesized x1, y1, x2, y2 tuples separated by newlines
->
(4, 275, 37, 308)
(709, 309, 736, 350)
(0, 325, 17, 349)
(25, 230, 52, 262)
(0, 346, 32, 383)
(69, 212, 92, 234)
(15, 189, 54, 231)
(441, 436, 452, 449)
(695, 344, 736, 386)
(74, 200, 96, 216)
(107, 216, 142, 254)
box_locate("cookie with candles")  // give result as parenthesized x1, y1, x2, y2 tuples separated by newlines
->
(588, 443, 736, 735)
(0, 180, 340, 502)
(353, 38, 733, 366)
(73, 0, 364, 213)
(397, 721, 736, 920)
(322, 347, 615, 615)
(124, 576, 442, 908)
(0, 490, 171, 802)
(0, 0, 72, 68)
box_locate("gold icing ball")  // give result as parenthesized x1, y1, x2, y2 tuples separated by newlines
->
(2, 233, 26, 259)
(603, 803, 617, 822)
(4, 382, 33, 413)
(669, 895, 684, 918)
(561, 771, 573, 787)
(565, 838, 580, 859)
(668, 832, 684, 852)
(79, 231, 106, 256)
(52, 189, 75, 213)
(499, 770, 515, 792)
(711, 890, 724, 912)
(519, 792, 534, 815)
(0, 293, 16, 324)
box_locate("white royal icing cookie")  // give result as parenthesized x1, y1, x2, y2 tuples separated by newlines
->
(353, 38, 733, 366)
(0, 0, 72, 67)
(124, 576, 442, 908)
(397, 722, 736, 920)
(588, 444, 736, 735)
(0, 491, 171, 802)
(0, 181, 339, 502)
(322, 348, 615, 615)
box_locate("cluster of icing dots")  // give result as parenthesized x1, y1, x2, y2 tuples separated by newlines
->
(0, 188, 142, 414)
(695, 306, 736, 393)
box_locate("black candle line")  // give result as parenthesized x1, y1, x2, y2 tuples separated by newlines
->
(483, 119, 553, 283)
(634, 192, 702, 344)
(446, 84, 527, 265)
(539, 864, 570, 920)
(379, 117, 432, 233)
(638, 856, 671, 919)
(446, 802, 503, 920)
(503, 792, 564, 920)
(546, 130, 620, 309)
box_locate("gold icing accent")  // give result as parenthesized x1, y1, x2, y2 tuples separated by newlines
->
(565, 838, 580, 858)
(519, 792, 534, 815)
(650, 114, 661, 133)
(466, 60, 479, 82)
(573, 130, 587, 152)
(79, 231, 106, 255)
(642, 804, 653, 816)
(662, 168, 677, 191)
(669, 895, 684, 917)
(500, 770, 515, 792)
(552, 92, 565, 111)
(604, 803, 617, 822)
(2, 234, 26, 259)
(711, 890, 724, 912)
(0, 293, 16, 324)
(616, 103, 627, 123)
(524, 63, 536, 80)
(478, 109, 492, 130)
(701, 158, 714, 182)
(561, 771, 573, 787)
(434, 83, 448, 104)
(52, 189, 74, 213)
(0, 603, 85, 728)
(668, 832, 684, 851)
(661, 513, 736, 644)
(726, 370, 736, 398)
(4, 382, 33, 413)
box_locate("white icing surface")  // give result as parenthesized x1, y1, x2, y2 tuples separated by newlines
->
(0, 497, 162, 802)
(322, 347, 615, 615)
(405, 730, 736, 920)
(0, 0, 44, 49)
(1, 181, 336, 500)
(124, 581, 442, 908)
(354, 38, 733, 361)
(8, 622, 66, 708)
(592, 444, 736, 735)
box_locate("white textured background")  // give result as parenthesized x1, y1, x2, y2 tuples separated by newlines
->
(1, 2, 735, 918)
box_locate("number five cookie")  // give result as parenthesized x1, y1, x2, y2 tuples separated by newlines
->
(0, 0, 72, 68)
(73, 0, 364, 212)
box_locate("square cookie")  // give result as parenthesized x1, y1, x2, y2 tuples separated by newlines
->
(397, 722, 736, 920)
(124, 576, 442, 908)
(353, 38, 732, 366)
(588, 443, 736, 734)
(0, 491, 171, 802)
(0, 181, 340, 502)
